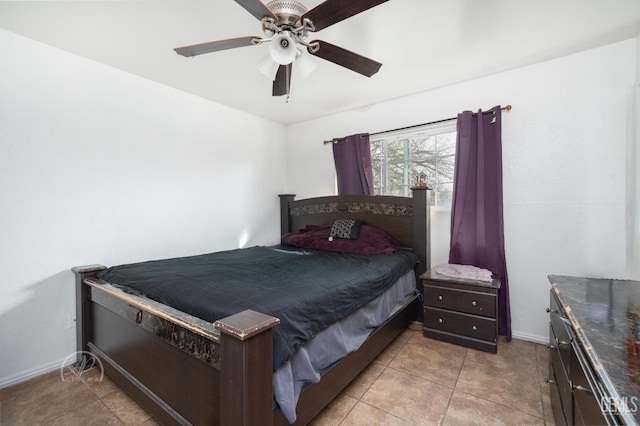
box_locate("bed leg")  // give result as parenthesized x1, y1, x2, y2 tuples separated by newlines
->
(215, 310, 280, 426)
(71, 265, 106, 370)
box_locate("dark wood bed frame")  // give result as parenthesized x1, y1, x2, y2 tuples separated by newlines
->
(72, 188, 430, 425)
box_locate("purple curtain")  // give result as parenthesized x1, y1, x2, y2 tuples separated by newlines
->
(332, 133, 374, 195)
(449, 106, 511, 340)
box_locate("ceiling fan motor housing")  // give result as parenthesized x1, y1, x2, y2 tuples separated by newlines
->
(266, 0, 307, 26)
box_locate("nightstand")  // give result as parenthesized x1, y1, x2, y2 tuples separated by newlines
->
(421, 268, 501, 353)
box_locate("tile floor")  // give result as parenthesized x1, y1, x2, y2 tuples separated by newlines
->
(0, 329, 554, 425)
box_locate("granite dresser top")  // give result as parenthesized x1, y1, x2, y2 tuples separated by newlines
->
(549, 275, 640, 424)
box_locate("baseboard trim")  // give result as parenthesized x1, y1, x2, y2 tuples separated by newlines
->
(511, 330, 547, 345)
(0, 356, 74, 389)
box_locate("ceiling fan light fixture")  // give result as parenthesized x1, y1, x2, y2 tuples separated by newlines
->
(269, 32, 297, 65)
(296, 51, 318, 79)
(257, 53, 280, 80)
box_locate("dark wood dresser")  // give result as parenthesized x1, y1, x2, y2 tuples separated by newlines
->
(548, 275, 640, 425)
(421, 268, 501, 353)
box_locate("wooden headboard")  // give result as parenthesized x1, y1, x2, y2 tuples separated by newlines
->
(278, 187, 431, 280)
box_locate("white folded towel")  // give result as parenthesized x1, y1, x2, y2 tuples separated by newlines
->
(432, 263, 493, 282)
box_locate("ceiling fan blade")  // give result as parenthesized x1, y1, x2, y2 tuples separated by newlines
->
(174, 36, 258, 57)
(272, 64, 292, 96)
(234, 0, 276, 21)
(309, 40, 381, 77)
(302, 0, 388, 32)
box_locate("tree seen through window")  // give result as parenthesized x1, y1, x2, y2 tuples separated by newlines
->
(370, 123, 456, 206)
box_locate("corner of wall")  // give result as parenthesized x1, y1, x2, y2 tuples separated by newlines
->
(630, 85, 640, 279)
(629, 28, 640, 278)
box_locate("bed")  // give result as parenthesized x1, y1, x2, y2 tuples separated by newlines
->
(72, 188, 431, 425)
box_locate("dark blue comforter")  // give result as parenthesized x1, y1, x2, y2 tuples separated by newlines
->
(97, 246, 417, 369)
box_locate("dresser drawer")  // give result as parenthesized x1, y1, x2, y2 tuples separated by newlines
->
(424, 284, 496, 317)
(549, 292, 573, 370)
(424, 307, 496, 341)
(549, 324, 571, 422)
(570, 341, 610, 425)
(549, 356, 568, 425)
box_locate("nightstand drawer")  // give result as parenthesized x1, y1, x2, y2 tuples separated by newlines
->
(424, 284, 496, 317)
(424, 307, 496, 341)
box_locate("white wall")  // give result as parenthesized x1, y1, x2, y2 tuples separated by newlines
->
(0, 29, 287, 386)
(286, 39, 637, 343)
(631, 31, 640, 277)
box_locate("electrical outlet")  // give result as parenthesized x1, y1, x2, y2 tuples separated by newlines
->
(67, 313, 76, 329)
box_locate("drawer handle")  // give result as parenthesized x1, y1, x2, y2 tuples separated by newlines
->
(545, 344, 557, 350)
(546, 308, 559, 314)
(126, 305, 143, 324)
(572, 384, 593, 394)
(438, 295, 443, 301)
(545, 378, 555, 384)
(472, 325, 477, 331)
(556, 337, 571, 346)
(438, 318, 443, 324)
(471, 301, 477, 306)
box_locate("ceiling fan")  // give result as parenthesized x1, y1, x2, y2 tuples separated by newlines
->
(173, 0, 388, 98)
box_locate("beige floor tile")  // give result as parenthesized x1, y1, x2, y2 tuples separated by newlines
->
(310, 392, 358, 426)
(138, 416, 161, 425)
(79, 367, 120, 398)
(389, 340, 464, 387)
(536, 342, 550, 360)
(362, 367, 452, 424)
(443, 389, 545, 425)
(540, 381, 555, 424)
(101, 390, 153, 425)
(465, 337, 539, 378)
(0, 370, 97, 424)
(344, 362, 386, 399)
(341, 402, 410, 425)
(408, 333, 469, 358)
(536, 343, 549, 367)
(49, 399, 124, 426)
(374, 335, 409, 366)
(396, 328, 417, 344)
(457, 358, 543, 418)
(1, 370, 72, 403)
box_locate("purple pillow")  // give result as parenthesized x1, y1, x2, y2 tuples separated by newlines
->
(282, 224, 401, 255)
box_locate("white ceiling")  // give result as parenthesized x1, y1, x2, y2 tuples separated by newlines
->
(1, 0, 640, 125)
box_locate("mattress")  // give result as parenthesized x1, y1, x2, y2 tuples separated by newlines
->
(97, 245, 418, 370)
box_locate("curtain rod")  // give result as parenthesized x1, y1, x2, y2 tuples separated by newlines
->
(323, 104, 512, 144)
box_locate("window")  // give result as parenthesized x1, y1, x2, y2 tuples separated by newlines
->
(371, 121, 457, 206)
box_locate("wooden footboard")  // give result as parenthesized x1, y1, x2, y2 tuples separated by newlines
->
(73, 266, 279, 426)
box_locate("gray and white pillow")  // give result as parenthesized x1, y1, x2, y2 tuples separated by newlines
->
(328, 219, 364, 240)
